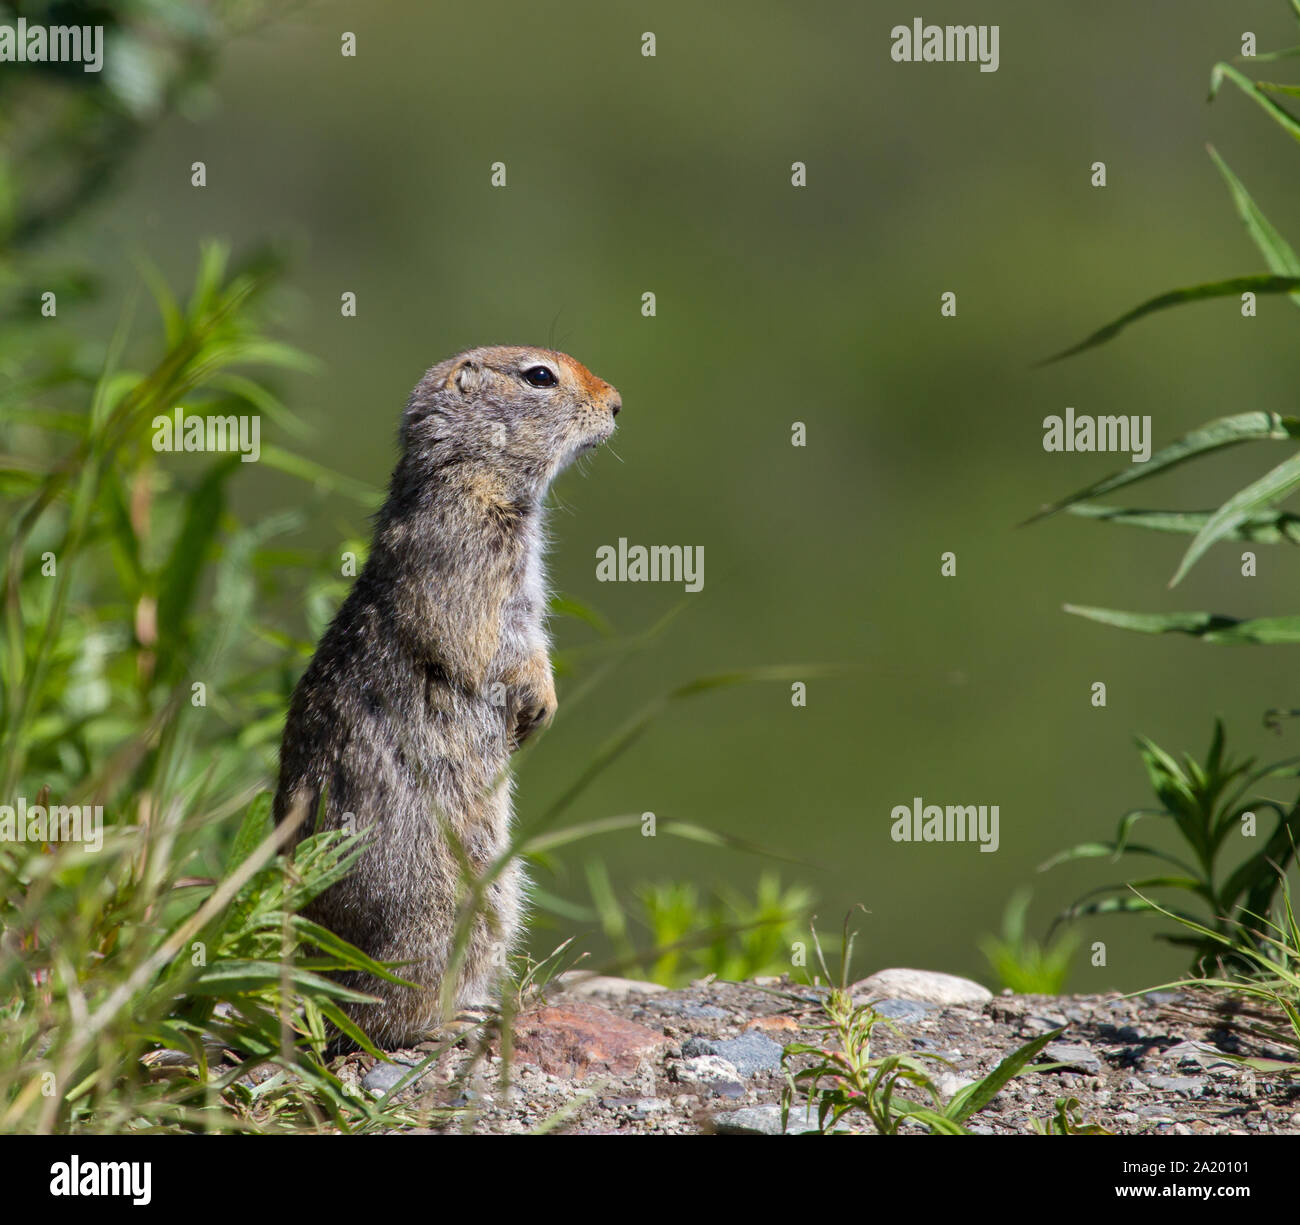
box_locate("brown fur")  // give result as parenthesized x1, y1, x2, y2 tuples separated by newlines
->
(273, 346, 619, 1046)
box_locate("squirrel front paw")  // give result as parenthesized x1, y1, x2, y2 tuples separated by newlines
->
(507, 653, 556, 750)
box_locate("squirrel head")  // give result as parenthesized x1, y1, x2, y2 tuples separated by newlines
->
(401, 345, 620, 499)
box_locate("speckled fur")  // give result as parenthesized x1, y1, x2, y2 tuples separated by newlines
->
(274, 346, 620, 1047)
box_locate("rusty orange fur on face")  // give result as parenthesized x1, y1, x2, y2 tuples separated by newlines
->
(554, 351, 618, 405)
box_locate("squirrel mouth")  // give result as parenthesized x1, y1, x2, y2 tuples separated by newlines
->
(574, 427, 614, 457)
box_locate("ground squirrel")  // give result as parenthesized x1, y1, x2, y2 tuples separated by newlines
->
(273, 345, 620, 1047)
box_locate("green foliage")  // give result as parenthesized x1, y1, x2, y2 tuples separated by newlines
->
(1, 237, 364, 806)
(0, 242, 820, 1131)
(1028, 406, 1300, 630)
(567, 865, 814, 987)
(979, 887, 1077, 995)
(1062, 605, 1300, 645)
(1044, 720, 1300, 973)
(1035, 7, 1300, 638)
(1044, 5, 1300, 363)
(0, 780, 438, 1133)
(1030, 1097, 1112, 1135)
(1041, 275, 1300, 365)
(0, 0, 827, 1134)
(0, 241, 413, 1132)
(781, 917, 1068, 1135)
(0, 1, 271, 250)
(1138, 867, 1300, 1071)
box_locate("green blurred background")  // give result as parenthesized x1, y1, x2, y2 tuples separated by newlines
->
(37, 0, 1300, 989)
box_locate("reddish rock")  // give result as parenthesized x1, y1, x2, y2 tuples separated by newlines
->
(510, 1003, 668, 1079)
(744, 1014, 798, 1034)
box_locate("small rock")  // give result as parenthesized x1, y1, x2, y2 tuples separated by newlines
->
(556, 972, 668, 999)
(1136, 1105, 1176, 1121)
(713, 1105, 784, 1135)
(1160, 1040, 1237, 1070)
(681, 1032, 785, 1077)
(872, 997, 933, 1023)
(744, 1014, 799, 1034)
(511, 1002, 668, 1079)
(674, 1055, 742, 1085)
(1146, 1075, 1205, 1095)
(625, 1097, 670, 1119)
(1042, 1042, 1102, 1076)
(935, 1072, 975, 1097)
(851, 968, 992, 1007)
(361, 1060, 418, 1096)
(1026, 1012, 1068, 1031)
(648, 999, 729, 1020)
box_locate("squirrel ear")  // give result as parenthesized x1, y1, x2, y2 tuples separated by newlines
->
(452, 359, 481, 395)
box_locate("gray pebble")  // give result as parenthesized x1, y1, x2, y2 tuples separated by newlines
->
(1026, 1013, 1068, 1032)
(1043, 1042, 1103, 1076)
(1160, 1040, 1237, 1069)
(872, 997, 933, 1023)
(1146, 1075, 1205, 1095)
(713, 1105, 784, 1135)
(361, 1059, 418, 1096)
(682, 1032, 785, 1077)
(650, 999, 730, 1020)
(712, 1080, 747, 1099)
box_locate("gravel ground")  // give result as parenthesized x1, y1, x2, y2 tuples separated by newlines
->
(333, 972, 1300, 1135)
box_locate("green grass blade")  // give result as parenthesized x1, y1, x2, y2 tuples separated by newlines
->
(1038, 840, 1196, 875)
(1169, 449, 1300, 586)
(1065, 502, 1300, 541)
(1207, 144, 1300, 305)
(1038, 275, 1300, 365)
(946, 1029, 1063, 1123)
(1058, 894, 1202, 923)
(899, 1106, 969, 1135)
(1209, 62, 1300, 143)
(1241, 46, 1300, 64)
(259, 443, 383, 508)
(226, 792, 273, 873)
(1065, 604, 1300, 644)
(156, 456, 239, 674)
(1023, 411, 1299, 524)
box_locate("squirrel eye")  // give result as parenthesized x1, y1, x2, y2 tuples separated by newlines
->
(522, 365, 557, 388)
